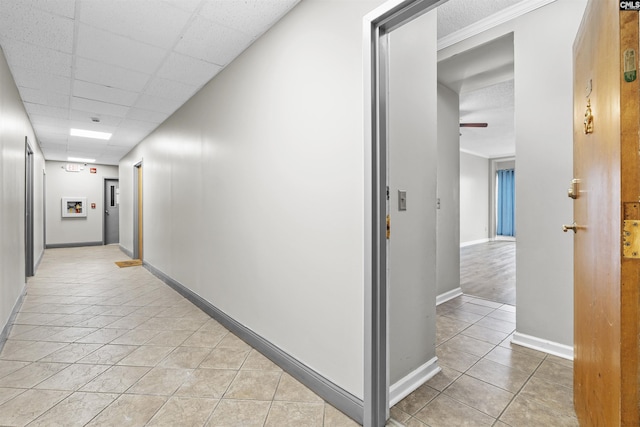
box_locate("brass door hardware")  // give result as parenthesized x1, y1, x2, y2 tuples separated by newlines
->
(568, 179, 580, 199)
(623, 220, 640, 258)
(386, 215, 390, 239)
(563, 222, 578, 233)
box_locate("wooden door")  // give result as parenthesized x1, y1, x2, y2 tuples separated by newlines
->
(573, 1, 640, 425)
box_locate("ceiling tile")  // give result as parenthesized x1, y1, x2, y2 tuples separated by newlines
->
(23, 0, 76, 19)
(0, 4, 74, 52)
(71, 97, 130, 117)
(73, 80, 139, 107)
(79, 0, 191, 49)
(29, 114, 70, 128)
(19, 87, 70, 108)
(11, 67, 71, 94)
(70, 110, 123, 127)
(134, 94, 184, 115)
(24, 102, 69, 119)
(36, 129, 69, 147)
(39, 142, 68, 151)
(160, 0, 201, 14)
(174, 16, 253, 66)
(1, 0, 302, 165)
(2, 41, 72, 77)
(118, 118, 161, 133)
(76, 24, 168, 74)
(65, 149, 106, 159)
(145, 77, 198, 101)
(108, 133, 149, 147)
(34, 130, 69, 144)
(125, 108, 166, 123)
(69, 120, 116, 135)
(156, 52, 222, 86)
(67, 140, 109, 151)
(102, 145, 131, 156)
(199, 0, 297, 36)
(35, 127, 69, 139)
(74, 57, 151, 92)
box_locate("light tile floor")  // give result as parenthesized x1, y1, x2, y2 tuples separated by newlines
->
(0, 246, 359, 427)
(391, 296, 578, 427)
(0, 246, 576, 427)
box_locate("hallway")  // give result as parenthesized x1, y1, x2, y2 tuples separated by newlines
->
(0, 246, 357, 426)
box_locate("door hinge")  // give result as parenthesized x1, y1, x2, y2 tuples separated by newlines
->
(623, 220, 640, 258)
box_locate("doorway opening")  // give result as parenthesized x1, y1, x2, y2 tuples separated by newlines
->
(365, 3, 520, 425)
(438, 33, 516, 307)
(104, 178, 120, 245)
(133, 162, 143, 260)
(25, 137, 34, 278)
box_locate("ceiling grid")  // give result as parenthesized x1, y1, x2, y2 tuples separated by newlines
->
(0, 0, 535, 164)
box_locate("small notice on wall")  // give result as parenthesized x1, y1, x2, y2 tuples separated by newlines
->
(90, 167, 97, 174)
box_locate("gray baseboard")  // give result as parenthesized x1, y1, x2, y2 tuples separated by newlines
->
(143, 261, 364, 425)
(34, 249, 44, 272)
(46, 241, 103, 249)
(119, 245, 133, 258)
(0, 286, 26, 354)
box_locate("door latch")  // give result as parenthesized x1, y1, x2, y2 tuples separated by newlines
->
(562, 222, 578, 233)
(568, 179, 580, 199)
(386, 215, 390, 239)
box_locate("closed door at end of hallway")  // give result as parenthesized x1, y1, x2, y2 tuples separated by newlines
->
(104, 179, 119, 244)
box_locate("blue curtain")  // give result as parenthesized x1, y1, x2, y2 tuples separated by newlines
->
(497, 169, 515, 236)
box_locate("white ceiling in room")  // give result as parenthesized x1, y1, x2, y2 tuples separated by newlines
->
(459, 80, 515, 158)
(437, 33, 515, 158)
(0, 0, 300, 165)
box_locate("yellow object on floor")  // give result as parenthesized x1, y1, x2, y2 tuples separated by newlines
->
(115, 259, 143, 268)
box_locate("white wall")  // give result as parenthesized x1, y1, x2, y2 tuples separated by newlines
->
(437, 83, 461, 297)
(441, 0, 587, 347)
(460, 151, 489, 244)
(45, 161, 119, 246)
(120, 0, 385, 399)
(0, 46, 45, 336)
(388, 10, 438, 386)
(513, 0, 584, 347)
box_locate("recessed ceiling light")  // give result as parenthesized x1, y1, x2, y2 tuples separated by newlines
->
(68, 157, 96, 163)
(70, 128, 112, 140)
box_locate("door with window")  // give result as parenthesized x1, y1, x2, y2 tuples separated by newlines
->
(104, 179, 119, 245)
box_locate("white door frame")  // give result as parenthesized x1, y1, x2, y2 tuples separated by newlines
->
(363, 1, 444, 425)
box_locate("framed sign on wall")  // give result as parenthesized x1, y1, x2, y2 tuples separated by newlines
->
(61, 197, 87, 218)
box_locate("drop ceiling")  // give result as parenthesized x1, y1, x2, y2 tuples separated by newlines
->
(0, 0, 300, 165)
(0, 0, 529, 165)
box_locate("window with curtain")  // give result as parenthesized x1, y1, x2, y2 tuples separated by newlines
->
(497, 168, 515, 237)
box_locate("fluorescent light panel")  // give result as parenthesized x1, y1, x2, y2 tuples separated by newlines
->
(70, 128, 112, 140)
(68, 157, 96, 163)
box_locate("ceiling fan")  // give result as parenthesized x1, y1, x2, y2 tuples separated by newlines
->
(460, 123, 488, 128)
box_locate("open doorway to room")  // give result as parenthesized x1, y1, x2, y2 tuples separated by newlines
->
(438, 33, 516, 306)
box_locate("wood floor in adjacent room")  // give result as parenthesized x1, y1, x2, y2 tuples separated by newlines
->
(460, 241, 515, 306)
